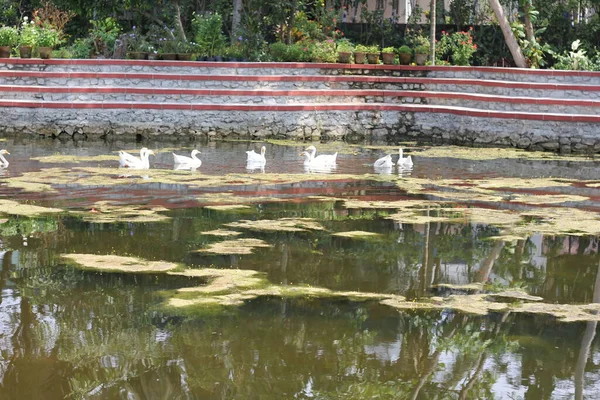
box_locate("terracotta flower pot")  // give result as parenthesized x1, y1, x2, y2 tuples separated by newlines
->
(415, 53, 428, 65)
(39, 46, 53, 59)
(354, 51, 366, 64)
(160, 53, 177, 60)
(337, 51, 352, 64)
(128, 52, 148, 60)
(367, 53, 380, 64)
(177, 53, 192, 61)
(398, 53, 412, 65)
(19, 46, 32, 59)
(0, 46, 10, 58)
(382, 52, 395, 65)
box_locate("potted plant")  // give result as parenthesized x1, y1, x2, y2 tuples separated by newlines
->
(37, 24, 61, 59)
(397, 45, 412, 65)
(336, 39, 354, 64)
(0, 26, 18, 58)
(126, 26, 152, 59)
(18, 17, 38, 58)
(157, 38, 179, 60)
(354, 44, 368, 64)
(176, 40, 195, 61)
(414, 44, 429, 65)
(366, 44, 380, 64)
(381, 46, 395, 65)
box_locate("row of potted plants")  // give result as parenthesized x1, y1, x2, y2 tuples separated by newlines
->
(0, 18, 62, 59)
(336, 43, 430, 65)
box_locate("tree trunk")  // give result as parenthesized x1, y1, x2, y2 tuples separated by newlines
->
(430, 0, 436, 66)
(232, 0, 243, 43)
(488, 0, 527, 68)
(523, 0, 535, 43)
(173, 0, 187, 41)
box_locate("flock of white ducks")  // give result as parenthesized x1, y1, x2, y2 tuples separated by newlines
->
(1, 146, 413, 172)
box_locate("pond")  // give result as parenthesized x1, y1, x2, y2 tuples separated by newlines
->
(1, 137, 600, 399)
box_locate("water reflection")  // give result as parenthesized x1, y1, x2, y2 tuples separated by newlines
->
(0, 138, 600, 397)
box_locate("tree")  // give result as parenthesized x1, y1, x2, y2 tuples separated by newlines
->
(489, 0, 528, 67)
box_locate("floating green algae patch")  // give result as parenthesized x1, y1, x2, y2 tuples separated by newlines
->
(62, 254, 600, 322)
(71, 201, 170, 223)
(195, 238, 272, 255)
(332, 231, 381, 239)
(62, 254, 179, 273)
(414, 145, 596, 162)
(201, 229, 242, 237)
(225, 218, 325, 232)
(0, 199, 62, 216)
(203, 204, 252, 211)
(31, 154, 118, 164)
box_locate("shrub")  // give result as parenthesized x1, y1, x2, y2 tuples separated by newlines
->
(37, 24, 61, 47)
(0, 26, 18, 47)
(382, 46, 395, 53)
(397, 45, 411, 54)
(66, 37, 93, 58)
(336, 39, 354, 53)
(89, 17, 121, 57)
(355, 44, 368, 53)
(437, 28, 477, 66)
(19, 17, 39, 47)
(192, 13, 227, 57)
(366, 44, 380, 54)
(310, 39, 337, 62)
(415, 44, 430, 54)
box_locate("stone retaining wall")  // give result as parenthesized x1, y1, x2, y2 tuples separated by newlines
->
(1, 106, 598, 153)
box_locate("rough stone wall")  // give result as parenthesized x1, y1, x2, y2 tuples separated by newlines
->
(1, 107, 599, 153)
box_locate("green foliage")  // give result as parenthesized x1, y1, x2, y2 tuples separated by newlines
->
(382, 46, 394, 53)
(0, 25, 18, 46)
(37, 24, 61, 48)
(436, 28, 477, 66)
(65, 37, 93, 59)
(192, 12, 227, 57)
(397, 45, 411, 54)
(19, 17, 39, 47)
(354, 44, 368, 53)
(365, 44, 379, 54)
(89, 17, 121, 57)
(551, 39, 591, 70)
(125, 26, 153, 53)
(336, 39, 354, 53)
(310, 39, 337, 63)
(268, 41, 306, 62)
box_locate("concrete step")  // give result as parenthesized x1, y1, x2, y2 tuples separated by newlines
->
(3, 59, 599, 86)
(0, 70, 598, 101)
(0, 85, 597, 114)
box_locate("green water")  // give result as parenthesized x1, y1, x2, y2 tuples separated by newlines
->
(0, 139, 600, 399)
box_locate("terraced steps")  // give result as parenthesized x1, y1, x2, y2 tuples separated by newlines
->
(0, 59, 598, 152)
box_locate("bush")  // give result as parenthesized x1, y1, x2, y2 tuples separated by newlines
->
(268, 42, 305, 62)
(366, 44, 380, 54)
(19, 17, 39, 47)
(382, 46, 394, 53)
(310, 39, 337, 62)
(37, 24, 61, 48)
(66, 37, 93, 59)
(336, 39, 354, 53)
(192, 13, 227, 57)
(397, 45, 411, 54)
(355, 44, 368, 53)
(0, 26, 18, 47)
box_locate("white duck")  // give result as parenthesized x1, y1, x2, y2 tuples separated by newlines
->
(373, 154, 394, 169)
(173, 149, 202, 168)
(397, 148, 413, 169)
(304, 145, 337, 167)
(0, 149, 9, 167)
(246, 146, 266, 165)
(118, 147, 154, 169)
(300, 150, 336, 173)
